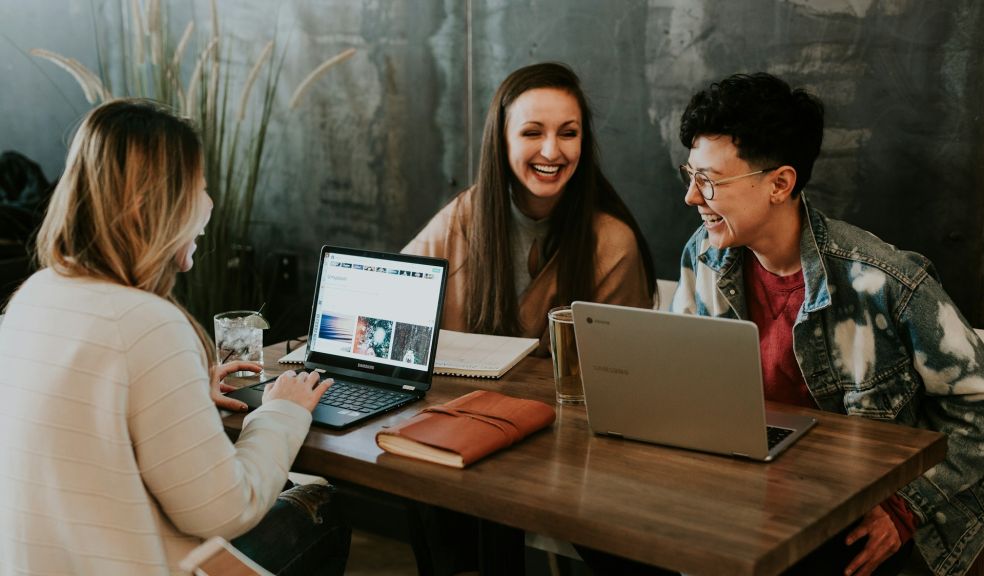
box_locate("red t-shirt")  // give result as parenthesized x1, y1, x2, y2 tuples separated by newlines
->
(742, 251, 812, 408)
(742, 250, 917, 543)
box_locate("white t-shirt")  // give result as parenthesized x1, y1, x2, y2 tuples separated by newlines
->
(0, 269, 312, 575)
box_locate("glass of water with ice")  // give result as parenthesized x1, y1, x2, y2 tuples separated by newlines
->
(214, 310, 267, 376)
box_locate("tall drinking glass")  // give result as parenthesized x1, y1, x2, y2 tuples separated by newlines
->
(214, 311, 264, 377)
(548, 306, 584, 405)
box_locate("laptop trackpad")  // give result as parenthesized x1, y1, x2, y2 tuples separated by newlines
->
(312, 403, 363, 427)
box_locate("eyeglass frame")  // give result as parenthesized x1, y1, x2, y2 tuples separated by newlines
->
(678, 164, 781, 200)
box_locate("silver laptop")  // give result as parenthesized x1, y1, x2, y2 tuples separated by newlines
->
(571, 302, 816, 461)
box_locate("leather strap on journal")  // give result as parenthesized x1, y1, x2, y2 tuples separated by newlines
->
(420, 406, 523, 444)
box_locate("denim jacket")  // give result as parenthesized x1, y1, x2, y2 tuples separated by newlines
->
(671, 199, 984, 576)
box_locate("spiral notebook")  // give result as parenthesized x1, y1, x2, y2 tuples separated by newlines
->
(432, 330, 538, 378)
(279, 329, 537, 379)
(279, 345, 307, 364)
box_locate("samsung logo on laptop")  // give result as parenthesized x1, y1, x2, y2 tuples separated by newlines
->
(357, 363, 375, 370)
(592, 365, 629, 376)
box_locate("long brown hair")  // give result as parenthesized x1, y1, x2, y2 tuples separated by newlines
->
(35, 98, 216, 365)
(466, 62, 655, 335)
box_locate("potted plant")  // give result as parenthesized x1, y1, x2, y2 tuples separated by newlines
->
(31, 0, 354, 327)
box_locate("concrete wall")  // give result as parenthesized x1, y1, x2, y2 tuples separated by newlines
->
(2, 0, 982, 326)
(1, 1, 104, 179)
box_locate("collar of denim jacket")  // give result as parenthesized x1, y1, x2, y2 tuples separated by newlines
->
(696, 194, 832, 316)
(797, 195, 833, 314)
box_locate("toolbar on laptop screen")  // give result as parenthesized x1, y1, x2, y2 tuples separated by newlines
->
(309, 251, 445, 372)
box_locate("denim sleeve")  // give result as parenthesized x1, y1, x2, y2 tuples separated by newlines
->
(669, 228, 702, 315)
(897, 274, 984, 515)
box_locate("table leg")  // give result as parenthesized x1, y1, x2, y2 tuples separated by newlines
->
(478, 519, 525, 575)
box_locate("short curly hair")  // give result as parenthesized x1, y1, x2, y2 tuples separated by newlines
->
(679, 73, 824, 197)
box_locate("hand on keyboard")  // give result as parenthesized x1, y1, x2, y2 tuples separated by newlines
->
(263, 370, 334, 412)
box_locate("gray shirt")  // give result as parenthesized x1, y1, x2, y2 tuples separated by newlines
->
(509, 199, 551, 299)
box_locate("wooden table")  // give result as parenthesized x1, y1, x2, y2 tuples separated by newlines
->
(223, 342, 946, 576)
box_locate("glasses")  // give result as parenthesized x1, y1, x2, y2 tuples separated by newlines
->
(678, 164, 780, 200)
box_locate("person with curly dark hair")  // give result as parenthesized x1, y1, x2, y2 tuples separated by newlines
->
(672, 72, 984, 576)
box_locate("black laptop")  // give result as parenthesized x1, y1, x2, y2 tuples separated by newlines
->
(227, 245, 448, 429)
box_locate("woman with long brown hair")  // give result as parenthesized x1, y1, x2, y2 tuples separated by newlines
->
(405, 62, 654, 350)
(0, 99, 349, 575)
(402, 63, 654, 575)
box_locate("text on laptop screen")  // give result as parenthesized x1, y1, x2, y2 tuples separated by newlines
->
(309, 252, 444, 372)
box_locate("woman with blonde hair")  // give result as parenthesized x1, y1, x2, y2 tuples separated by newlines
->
(0, 99, 349, 575)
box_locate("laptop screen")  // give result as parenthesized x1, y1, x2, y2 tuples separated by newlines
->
(305, 246, 447, 386)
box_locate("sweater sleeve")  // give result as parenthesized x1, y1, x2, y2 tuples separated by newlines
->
(880, 495, 918, 545)
(403, 193, 467, 259)
(123, 299, 312, 540)
(592, 215, 653, 309)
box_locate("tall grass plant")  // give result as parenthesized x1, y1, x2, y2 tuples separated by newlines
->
(32, 0, 354, 326)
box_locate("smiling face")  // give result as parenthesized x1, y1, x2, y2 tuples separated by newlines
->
(505, 87, 582, 219)
(175, 173, 213, 272)
(684, 135, 780, 251)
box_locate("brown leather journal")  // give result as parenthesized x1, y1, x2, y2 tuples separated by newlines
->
(375, 390, 556, 468)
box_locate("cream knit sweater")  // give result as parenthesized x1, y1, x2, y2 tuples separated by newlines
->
(0, 269, 312, 575)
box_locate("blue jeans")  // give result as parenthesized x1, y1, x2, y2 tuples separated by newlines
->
(232, 483, 351, 576)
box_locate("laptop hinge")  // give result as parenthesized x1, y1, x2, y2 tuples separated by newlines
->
(402, 385, 415, 391)
(606, 431, 623, 438)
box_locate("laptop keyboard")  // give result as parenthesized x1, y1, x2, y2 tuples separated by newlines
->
(249, 379, 412, 413)
(766, 425, 794, 449)
(317, 381, 412, 413)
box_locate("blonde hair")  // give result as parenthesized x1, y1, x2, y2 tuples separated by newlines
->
(36, 98, 216, 365)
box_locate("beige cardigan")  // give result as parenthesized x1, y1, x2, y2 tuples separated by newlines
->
(0, 270, 312, 575)
(403, 189, 652, 352)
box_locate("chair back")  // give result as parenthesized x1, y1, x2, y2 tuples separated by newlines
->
(655, 279, 678, 311)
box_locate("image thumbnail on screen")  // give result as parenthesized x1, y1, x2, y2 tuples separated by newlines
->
(317, 312, 356, 355)
(389, 323, 433, 367)
(352, 316, 393, 358)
